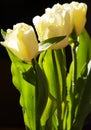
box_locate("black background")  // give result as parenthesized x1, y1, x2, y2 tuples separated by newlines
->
(0, 0, 91, 129)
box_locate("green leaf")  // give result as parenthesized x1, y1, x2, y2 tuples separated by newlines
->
(66, 29, 91, 130)
(7, 49, 36, 130)
(39, 49, 66, 99)
(40, 95, 57, 127)
(73, 29, 91, 129)
(77, 28, 91, 78)
(39, 50, 58, 99)
(72, 66, 91, 130)
(1, 29, 6, 39)
(39, 36, 66, 52)
(42, 36, 66, 44)
(39, 49, 67, 128)
(7, 49, 49, 129)
(33, 61, 49, 128)
(23, 67, 36, 86)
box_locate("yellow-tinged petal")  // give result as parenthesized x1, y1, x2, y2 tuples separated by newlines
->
(70, 2, 87, 35)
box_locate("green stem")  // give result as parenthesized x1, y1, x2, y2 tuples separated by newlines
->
(69, 41, 77, 130)
(52, 50, 62, 130)
(32, 59, 37, 130)
(67, 36, 78, 130)
(32, 59, 41, 130)
(72, 43, 77, 94)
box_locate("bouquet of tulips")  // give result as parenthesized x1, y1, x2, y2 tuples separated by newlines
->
(0, 1, 91, 130)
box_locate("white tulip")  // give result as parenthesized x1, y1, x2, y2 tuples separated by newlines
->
(33, 3, 72, 49)
(1, 23, 38, 62)
(70, 1, 87, 35)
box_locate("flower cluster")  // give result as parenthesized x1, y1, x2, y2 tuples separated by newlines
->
(33, 2, 87, 49)
(0, 1, 90, 130)
(1, 1, 87, 62)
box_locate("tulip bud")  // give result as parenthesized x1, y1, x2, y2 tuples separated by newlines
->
(1, 23, 38, 62)
(70, 2, 87, 35)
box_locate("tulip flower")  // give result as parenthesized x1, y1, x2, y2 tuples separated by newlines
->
(70, 2, 87, 35)
(33, 3, 72, 49)
(63, 2, 87, 36)
(1, 23, 38, 62)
